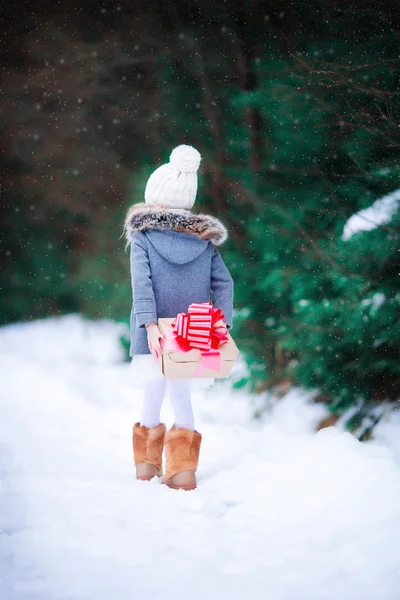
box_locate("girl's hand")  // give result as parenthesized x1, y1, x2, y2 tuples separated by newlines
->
(145, 323, 164, 359)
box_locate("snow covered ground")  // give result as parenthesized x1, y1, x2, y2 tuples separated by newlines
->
(1, 315, 400, 600)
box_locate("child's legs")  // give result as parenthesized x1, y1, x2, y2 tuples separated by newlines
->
(140, 376, 167, 428)
(169, 379, 194, 431)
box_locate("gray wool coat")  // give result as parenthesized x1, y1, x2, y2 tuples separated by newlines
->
(125, 203, 234, 357)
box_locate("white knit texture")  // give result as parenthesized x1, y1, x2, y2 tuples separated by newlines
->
(140, 377, 194, 431)
(144, 145, 201, 209)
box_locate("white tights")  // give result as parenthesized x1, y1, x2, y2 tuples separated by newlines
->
(140, 377, 194, 431)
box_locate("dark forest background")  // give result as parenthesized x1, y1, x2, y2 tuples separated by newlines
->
(1, 0, 399, 436)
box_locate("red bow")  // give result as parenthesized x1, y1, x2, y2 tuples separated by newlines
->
(172, 302, 229, 353)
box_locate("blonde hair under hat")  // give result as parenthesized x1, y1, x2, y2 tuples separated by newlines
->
(144, 144, 201, 210)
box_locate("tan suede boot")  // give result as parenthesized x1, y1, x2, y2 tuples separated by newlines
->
(133, 423, 166, 481)
(163, 426, 202, 491)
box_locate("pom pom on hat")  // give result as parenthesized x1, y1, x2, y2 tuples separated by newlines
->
(144, 144, 202, 210)
(169, 145, 201, 173)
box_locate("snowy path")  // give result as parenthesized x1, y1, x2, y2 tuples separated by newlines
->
(1, 315, 400, 600)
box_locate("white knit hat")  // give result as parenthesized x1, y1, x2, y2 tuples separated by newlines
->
(144, 144, 201, 210)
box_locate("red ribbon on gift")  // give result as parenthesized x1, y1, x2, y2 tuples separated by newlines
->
(161, 302, 229, 377)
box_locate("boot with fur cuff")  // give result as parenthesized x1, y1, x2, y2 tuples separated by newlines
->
(133, 423, 166, 481)
(163, 426, 202, 491)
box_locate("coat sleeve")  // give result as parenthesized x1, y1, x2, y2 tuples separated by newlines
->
(130, 232, 157, 328)
(210, 245, 234, 329)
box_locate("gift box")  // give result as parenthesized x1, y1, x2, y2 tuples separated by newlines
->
(157, 303, 239, 379)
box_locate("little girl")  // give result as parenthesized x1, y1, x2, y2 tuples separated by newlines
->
(124, 145, 234, 490)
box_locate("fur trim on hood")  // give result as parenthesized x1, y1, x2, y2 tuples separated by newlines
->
(124, 202, 228, 246)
